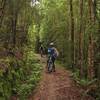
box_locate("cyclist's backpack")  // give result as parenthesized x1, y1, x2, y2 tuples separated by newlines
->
(48, 48, 57, 58)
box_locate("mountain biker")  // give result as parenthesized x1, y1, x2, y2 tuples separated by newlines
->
(39, 45, 44, 57)
(47, 42, 59, 72)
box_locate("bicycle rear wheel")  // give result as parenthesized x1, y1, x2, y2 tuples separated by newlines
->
(47, 58, 53, 72)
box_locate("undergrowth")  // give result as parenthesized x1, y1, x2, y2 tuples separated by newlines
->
(0, 47, 42, 100)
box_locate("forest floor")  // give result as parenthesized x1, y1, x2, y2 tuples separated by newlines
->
(28, 54, 94, 100)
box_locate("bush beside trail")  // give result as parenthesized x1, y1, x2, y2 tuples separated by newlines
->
(0, 48, 42, 100)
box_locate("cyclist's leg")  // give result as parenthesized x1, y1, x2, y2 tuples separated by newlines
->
(52, 57, 55, 71)
(40, 50, 43, 57)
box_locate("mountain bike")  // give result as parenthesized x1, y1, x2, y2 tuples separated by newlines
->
(47, 55, 53, 73)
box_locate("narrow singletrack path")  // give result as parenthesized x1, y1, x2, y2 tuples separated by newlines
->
(29, 54, 94, 100)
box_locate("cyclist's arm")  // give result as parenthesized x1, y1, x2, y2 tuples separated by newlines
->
(54, 47, 59, 57)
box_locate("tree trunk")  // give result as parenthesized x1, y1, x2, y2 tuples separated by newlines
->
(87, 0, 95, 80)
(69, 0, 75, 69)
(0, 0, 7, 28)
(88, 34, 94, 80)
(11, 13, 17, 48)
(79, 0, 83, 77)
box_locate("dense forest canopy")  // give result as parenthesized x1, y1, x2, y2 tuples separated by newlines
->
(0, 0, 100, 99)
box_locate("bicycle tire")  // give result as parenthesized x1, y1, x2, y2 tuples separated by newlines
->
(47, 57, 53, 72)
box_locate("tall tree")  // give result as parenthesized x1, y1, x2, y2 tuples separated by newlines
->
(79, 0, 83, 76)
(69, 0, 75, 68)
(0, 0, 7, 27)
(87, 0, 95, 80)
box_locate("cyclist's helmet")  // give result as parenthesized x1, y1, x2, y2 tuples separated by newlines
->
(50, 42, 54, 46)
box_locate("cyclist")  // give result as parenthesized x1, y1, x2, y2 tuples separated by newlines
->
(39, 45, 44, 57)
(47, 42, 59, 72)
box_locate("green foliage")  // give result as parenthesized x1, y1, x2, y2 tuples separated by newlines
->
(0, 48, 42, 99)
(39, 0, 72, 66)
(16, 49, 42, 99)
(17, 65, 41, 99)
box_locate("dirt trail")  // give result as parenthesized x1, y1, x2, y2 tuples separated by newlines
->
(29, 55, 94, 100)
